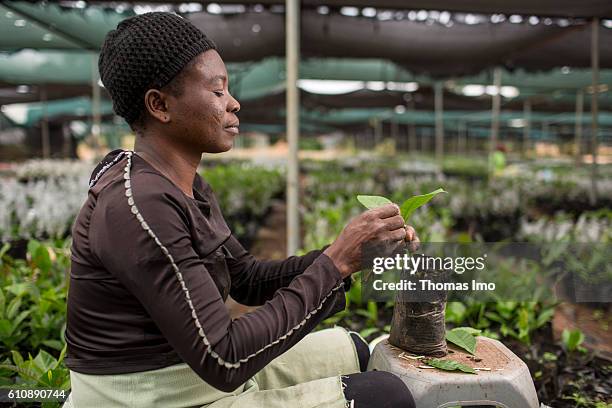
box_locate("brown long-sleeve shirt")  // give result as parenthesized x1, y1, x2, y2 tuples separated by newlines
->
(65, 149, 350, 392)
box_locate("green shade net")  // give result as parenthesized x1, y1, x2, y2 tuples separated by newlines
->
(0, 2, 130, 50)
(8, 96, 114, 127)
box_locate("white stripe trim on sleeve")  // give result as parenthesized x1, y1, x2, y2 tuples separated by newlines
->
(119, 150, 344, 369)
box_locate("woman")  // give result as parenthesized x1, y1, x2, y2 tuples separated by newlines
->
(63, 12, 417, 408)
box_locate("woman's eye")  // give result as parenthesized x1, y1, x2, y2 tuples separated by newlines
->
(214, 91, 224, 97)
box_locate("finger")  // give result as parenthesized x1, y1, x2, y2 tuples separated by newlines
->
(383, 227, 407, 242)
(405, 225, 416, 241)
(382, 215, 405, 231)
(409, 236, 421, 252)
(371, 203, 400, 219)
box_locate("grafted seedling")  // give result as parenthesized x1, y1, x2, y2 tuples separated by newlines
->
(357, 188, 449, 357)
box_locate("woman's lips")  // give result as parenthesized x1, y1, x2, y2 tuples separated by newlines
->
(224, 126, 239, 134)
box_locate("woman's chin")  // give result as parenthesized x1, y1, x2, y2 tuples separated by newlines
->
(205, 140, 234, 154)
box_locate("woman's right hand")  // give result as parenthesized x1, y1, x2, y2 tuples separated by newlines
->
(323, 203, 406, 279)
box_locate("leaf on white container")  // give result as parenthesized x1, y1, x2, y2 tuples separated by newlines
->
(446, 327, 478, 355)
(424, 358, 477, 374)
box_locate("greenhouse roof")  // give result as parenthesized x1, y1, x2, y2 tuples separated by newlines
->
(1, 1, 611, 76)
(1, 1, 609, 130)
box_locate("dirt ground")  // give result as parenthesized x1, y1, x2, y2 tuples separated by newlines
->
(225, 200, 287, 320)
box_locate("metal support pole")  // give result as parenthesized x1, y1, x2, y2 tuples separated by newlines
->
(409, 123, 417, 154)
(408, 100, 417, 154)
(589, 17, 599, 204)
(434, 82, 444, 163)
(62, 122, 70, 158)
(390, 118, 398, 148)
(41, 86, 50, 159)
(374, 118, 382, 146)
(91, 53, 102, 154)
(574, 89, 584, 165)
(490, 67, 502, 161)
(466, 128, 471, 153)
(286, 0, 300, 255)
(458, 122, 466, 154)
(523, 100, 531, 158)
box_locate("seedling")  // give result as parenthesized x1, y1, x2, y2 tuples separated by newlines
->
(358, 188, 450, 358)
(561, 329, 587, 353)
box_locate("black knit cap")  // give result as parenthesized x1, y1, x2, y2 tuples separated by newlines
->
(99, 12, 216, 125)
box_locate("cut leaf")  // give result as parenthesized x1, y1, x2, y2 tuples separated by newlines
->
(357, 195, 393, 210)
(400, 188, 446, 222)
(453, 327, 482, 336)
(446, 328, 477, 355)
(424, 358, 476, 374)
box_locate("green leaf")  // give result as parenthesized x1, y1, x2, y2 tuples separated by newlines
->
(0, 242, 10, 259)
(359, 327, 379, 339)
(445, 302, 467, 324)
(0, 363, 40, 384)
(11, 351, 24, 367)
(446, 328, 477, 355)
(562, 329, 585, 352)
(33, 245, 52, 274)
(535, 307, 555, 328)
(0, 320, 11, 337)
(484, 311, 503, 324)
(27, 240, 41, 259)
(400, 188, 447, 222)
(356, 195, 392, 210)
(10, 310, 30, 334)
(6, 298, 21, 320)
(355, 309, 373, 319)
(367, 301, 378, 321)
(42, 340, 64, 351)
(424, 358, 476, 374)
(32, 350, 57, 374)
(453, 327, 482, 336)
(58, 344, 68, 364)
(0, 288, 5, 318)
(7, 282, 40, 300)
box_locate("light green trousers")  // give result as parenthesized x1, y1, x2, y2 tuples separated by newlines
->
(62, 326, 361, 408)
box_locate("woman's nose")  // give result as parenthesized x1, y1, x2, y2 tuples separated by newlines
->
(228, 93, 240, 113)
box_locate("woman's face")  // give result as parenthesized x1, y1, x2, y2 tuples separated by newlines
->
(166, 49, 241, 153)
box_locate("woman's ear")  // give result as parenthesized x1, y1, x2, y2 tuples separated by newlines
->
(143, 89, 171, 124)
